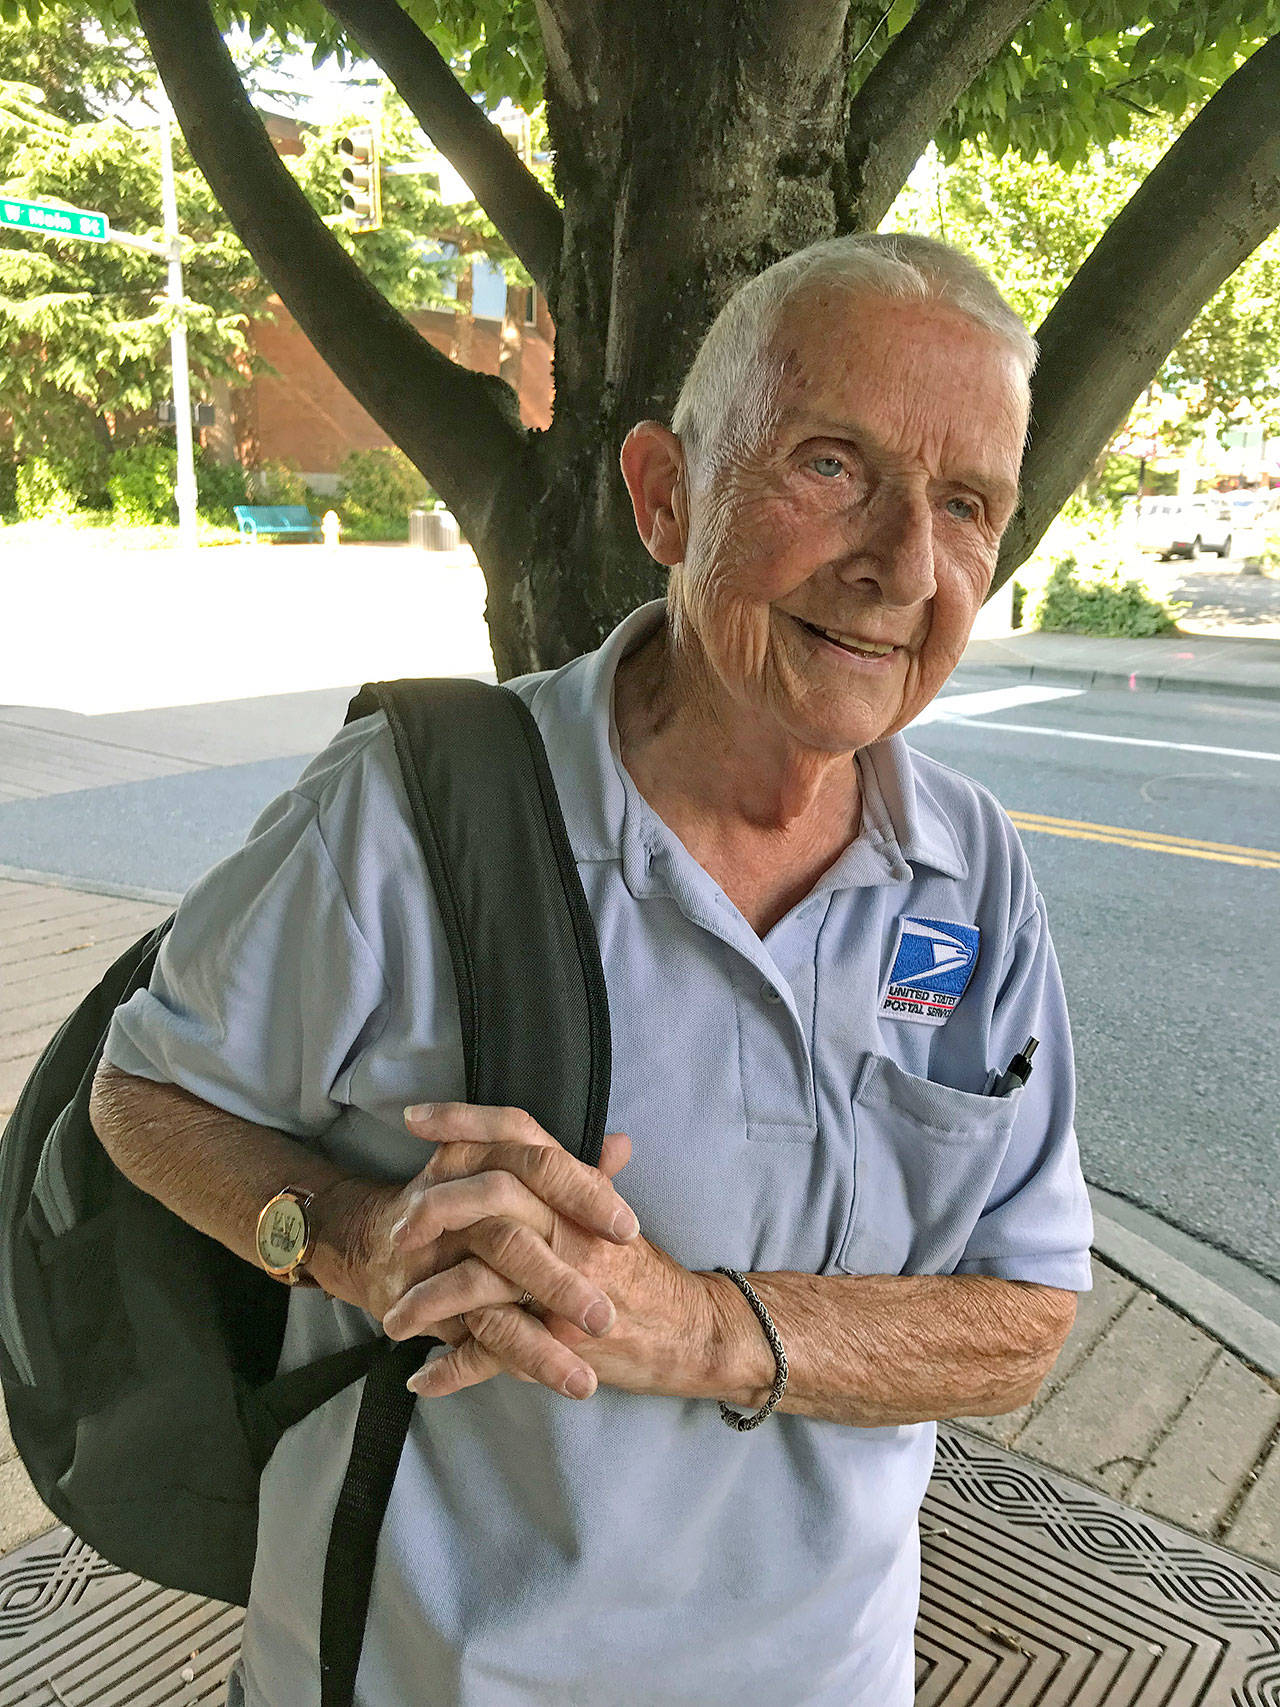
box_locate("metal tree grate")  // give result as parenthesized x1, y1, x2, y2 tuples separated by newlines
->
(0, 1530, 240, 1705)
(1, 1427, 1277, 1704)
(918, 1428, 1280, 1704)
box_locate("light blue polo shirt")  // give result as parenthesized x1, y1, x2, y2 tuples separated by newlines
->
(103, 599, 1093, 1707)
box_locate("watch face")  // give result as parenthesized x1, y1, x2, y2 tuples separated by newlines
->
(257, 1196, 308, 1271)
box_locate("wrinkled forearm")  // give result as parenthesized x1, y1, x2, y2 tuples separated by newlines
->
(88, 1063, 394, 1308)
(696, 1269, 1077, 1427)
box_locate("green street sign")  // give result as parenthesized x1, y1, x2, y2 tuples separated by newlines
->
(0, 196, 108, 242)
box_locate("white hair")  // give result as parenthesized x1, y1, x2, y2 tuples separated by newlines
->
(670, 232, 1038, 483)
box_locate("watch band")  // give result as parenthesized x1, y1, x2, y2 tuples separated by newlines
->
(256, 1185, 322, 1288)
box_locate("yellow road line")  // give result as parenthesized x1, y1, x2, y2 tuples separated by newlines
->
(1011, 812, 1278, 858)
(1008, 812, 1280, 870)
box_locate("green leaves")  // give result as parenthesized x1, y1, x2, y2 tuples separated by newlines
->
(279, 84, 532, 313)
(0, 13, 271, 458)
(851, 0, 1279, 172)
(883, 109, 1280, 439)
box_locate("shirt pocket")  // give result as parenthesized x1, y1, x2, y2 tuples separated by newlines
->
(833, 1054, 1023, 1277)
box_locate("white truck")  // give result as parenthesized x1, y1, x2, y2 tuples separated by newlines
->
(1134, 494, 1234, 560)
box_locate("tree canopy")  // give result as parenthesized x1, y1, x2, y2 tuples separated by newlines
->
(0, 34, 269, 473)
(14, 0, 1280, 674)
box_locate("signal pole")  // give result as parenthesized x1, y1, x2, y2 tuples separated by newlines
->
(157, 94, 198, 552)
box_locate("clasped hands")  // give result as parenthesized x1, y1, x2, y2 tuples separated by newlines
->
(350, 1103, 723, 1405)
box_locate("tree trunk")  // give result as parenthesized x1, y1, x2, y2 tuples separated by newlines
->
(449, 266, 476, 368)
(487, 0, 855, 677)
(202, 377, 237, 466)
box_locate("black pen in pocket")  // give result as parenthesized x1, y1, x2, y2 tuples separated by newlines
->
(986, 1036, 1039, 1098)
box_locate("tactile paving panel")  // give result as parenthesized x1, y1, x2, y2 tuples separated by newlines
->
(1, 1427, 1277, 1704)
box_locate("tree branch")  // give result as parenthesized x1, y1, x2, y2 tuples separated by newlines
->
(996, 34, 1280, 588)
(841, 0, 1040, 232)
(320, 0, 564, 310)
(132, 0, 535, 581)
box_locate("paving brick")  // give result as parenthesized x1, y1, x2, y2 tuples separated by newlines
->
(1013, 1291, 1219, 1498)
(0, 1019, 72, 1068)
(1126, 1349, 1280, 1533)
(4, 923, 157, 981)
(956, 1261, 1137, 1447)
(0, 883, 169, 1122)
(0, 899, 160, 960)
(1223, 1432, 1280, 1568)
(0, 1455, 55, 1554)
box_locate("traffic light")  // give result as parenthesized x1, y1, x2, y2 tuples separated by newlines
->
(337, 125, 381, 233)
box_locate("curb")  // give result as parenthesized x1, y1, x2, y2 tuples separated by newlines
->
(0, 863, 182, 907)
(963, 659, 1280, 701)
(1089, 1184, 1280, 1381)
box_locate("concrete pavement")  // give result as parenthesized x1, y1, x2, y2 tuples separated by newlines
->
(966, 556, 1280, 697)
(2, 544, 1279, 1582)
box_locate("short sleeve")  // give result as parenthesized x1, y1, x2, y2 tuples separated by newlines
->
(952, 893, 1094, 1292)
(102, 771, 390, 1140)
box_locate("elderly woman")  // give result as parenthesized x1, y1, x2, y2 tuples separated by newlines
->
(92, 231, 1093, 1707)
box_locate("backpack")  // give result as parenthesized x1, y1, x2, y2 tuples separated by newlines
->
(0, 677, 612, 1707)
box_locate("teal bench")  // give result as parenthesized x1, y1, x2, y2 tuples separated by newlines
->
(234, 504, 322, 542)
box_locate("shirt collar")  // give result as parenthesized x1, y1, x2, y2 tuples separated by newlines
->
(523, 598, 968, 885)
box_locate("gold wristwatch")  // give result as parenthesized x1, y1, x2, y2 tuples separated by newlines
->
(255, 1185, 322, 1287)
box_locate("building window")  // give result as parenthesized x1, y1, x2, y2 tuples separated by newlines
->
(470, 257, 509, 321)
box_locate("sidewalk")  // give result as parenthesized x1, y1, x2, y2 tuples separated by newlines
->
(964, 625, 1280, 698)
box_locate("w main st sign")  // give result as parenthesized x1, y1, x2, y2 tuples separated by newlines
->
(0, 197, 108, 242)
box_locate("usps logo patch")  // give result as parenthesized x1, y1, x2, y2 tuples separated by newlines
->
(880, 915, 980, 1026)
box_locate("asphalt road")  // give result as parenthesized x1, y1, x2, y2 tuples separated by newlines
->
(913, 672, 1280, 1286)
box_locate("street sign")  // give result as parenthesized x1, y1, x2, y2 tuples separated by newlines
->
(0, 196, 108, 242)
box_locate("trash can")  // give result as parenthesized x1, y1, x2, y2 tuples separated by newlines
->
(409, 507, 460, 550)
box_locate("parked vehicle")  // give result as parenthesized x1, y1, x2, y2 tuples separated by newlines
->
(1135, 495, 1234, 560)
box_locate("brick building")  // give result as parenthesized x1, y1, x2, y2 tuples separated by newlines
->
(234, 290, 553, 489)
(223, 109, 554, 490)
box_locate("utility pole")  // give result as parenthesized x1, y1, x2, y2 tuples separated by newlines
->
(157, 94, 198, 552)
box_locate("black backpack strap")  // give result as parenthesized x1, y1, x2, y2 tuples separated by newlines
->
(319, 1339, 422, 1707)
(318, 677, 611, 1707)
(244, 1342, 383, 1472)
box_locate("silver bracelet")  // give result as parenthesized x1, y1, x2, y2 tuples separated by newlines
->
(712, 1267, 788, 1431)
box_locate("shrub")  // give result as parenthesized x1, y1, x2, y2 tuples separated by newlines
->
(58, 437, 114, 510)
(1033, 555, 1187, 637)
(15, 457, 79, 521)
(337, 446, 433, 539)
(107, 441, 178, 525)
(254, 458, 310, 507)
(195, 449, 249, 525)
